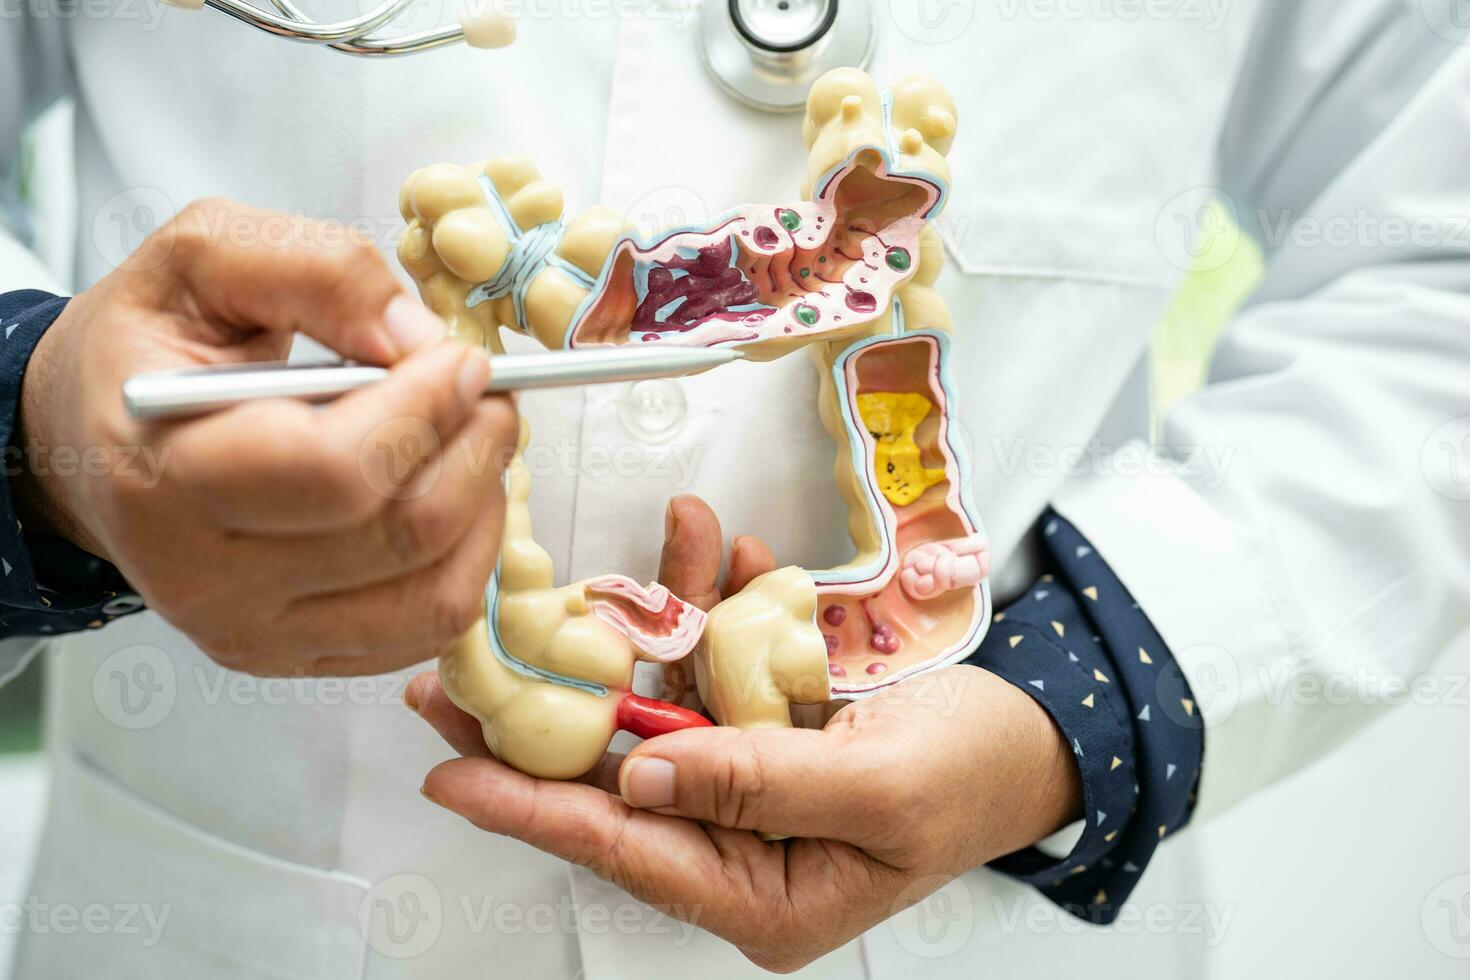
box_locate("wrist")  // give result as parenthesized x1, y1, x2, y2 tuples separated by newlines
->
(992, 667, 1085, 851)
(11, 302, 98, 552)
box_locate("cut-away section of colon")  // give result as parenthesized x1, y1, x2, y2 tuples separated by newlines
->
(567, 150, 940, 352)
(403, 69, 989, 778)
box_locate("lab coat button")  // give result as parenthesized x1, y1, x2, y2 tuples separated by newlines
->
(618, 379, 687, 444)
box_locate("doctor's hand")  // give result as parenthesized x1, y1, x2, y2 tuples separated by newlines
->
(409, 495, 1082, 973)
(13, 199, 517, 675)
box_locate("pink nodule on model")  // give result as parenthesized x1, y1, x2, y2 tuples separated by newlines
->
(900, 535, 992, 602)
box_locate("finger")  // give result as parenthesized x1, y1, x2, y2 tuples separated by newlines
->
(619, 726, 888, 842)
(158, 199, 439, 363)
(259, 398, 516, 600)
(724, 535, 776, 598)
(421, 755, 735, 911)
(273, 443, 509, 673)
(404, 670, 494, 758)
(223, 393, 514, 596)
(577, 752, 626, 795)
(657, 494, 724, 611)
(170, 343, 500, 535)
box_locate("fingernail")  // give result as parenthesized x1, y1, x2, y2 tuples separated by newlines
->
(403, 684, 421, 714)
(456, 348, 491, 405)
(419, 783, 440, 806)
(622, 757, 676, 808)
(384, 294, 446, 356)
(664, 499, 679, 540)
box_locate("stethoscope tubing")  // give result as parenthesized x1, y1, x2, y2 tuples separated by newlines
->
(204, 0, 464, 54)
(173, 0, 875, 104)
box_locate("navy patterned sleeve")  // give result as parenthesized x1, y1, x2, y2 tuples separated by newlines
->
(967, 509, 1203, 923)
(0, 290, 146, 640)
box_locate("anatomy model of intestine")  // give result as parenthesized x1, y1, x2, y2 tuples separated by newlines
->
(397, 68, 991, 779)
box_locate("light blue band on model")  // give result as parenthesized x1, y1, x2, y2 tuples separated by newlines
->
(466, 175, 595, 333)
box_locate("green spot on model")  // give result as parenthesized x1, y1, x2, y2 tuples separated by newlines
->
(795, 304, 819, 326)
(885, 247, 911, 272)
(779, 209, 801, 231)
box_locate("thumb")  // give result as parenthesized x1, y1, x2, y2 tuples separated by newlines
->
(657, 494, 724, 611)
(618, 726, 880, 842)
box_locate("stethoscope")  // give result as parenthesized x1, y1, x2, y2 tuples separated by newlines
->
(158, 0, 877, 111)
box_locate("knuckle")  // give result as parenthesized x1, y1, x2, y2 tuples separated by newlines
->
(427, 585, 482, 646)
(317, 450, 380, 523)
(325, 238, 391, 290)
(293, 428, 378, 521)
(166, 198, 231, 250)
(163, 214, 211, 261)
(384, 498, 459, 567)
(344, 236, 386, 268)
(711, 741, 766, 828)
(481, 396, 519, 447)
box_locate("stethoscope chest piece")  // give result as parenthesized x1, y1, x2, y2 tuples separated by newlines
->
(700, 0, 877, 113)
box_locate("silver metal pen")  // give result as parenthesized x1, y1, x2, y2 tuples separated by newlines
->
(123, 346, 742, 422)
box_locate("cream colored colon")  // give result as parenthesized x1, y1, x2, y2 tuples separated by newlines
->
(400, 69, 972, 775)
(438, 422, 626, 779)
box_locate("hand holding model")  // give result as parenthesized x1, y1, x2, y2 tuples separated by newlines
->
(408, 495, 1081, 973)
(13, 201, 518, 674)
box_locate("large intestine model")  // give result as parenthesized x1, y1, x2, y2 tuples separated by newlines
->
(397, 68, 991, 779)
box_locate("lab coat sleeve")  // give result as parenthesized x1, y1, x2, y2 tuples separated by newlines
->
(1, 10, 70, 295)
(1, 19, 87, 681)
(1054, 3, 1470, 822)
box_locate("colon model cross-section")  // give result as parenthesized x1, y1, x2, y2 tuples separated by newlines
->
(398, 68, 991, 778)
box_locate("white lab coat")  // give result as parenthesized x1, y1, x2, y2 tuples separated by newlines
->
(3, 1, 1468, 976)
